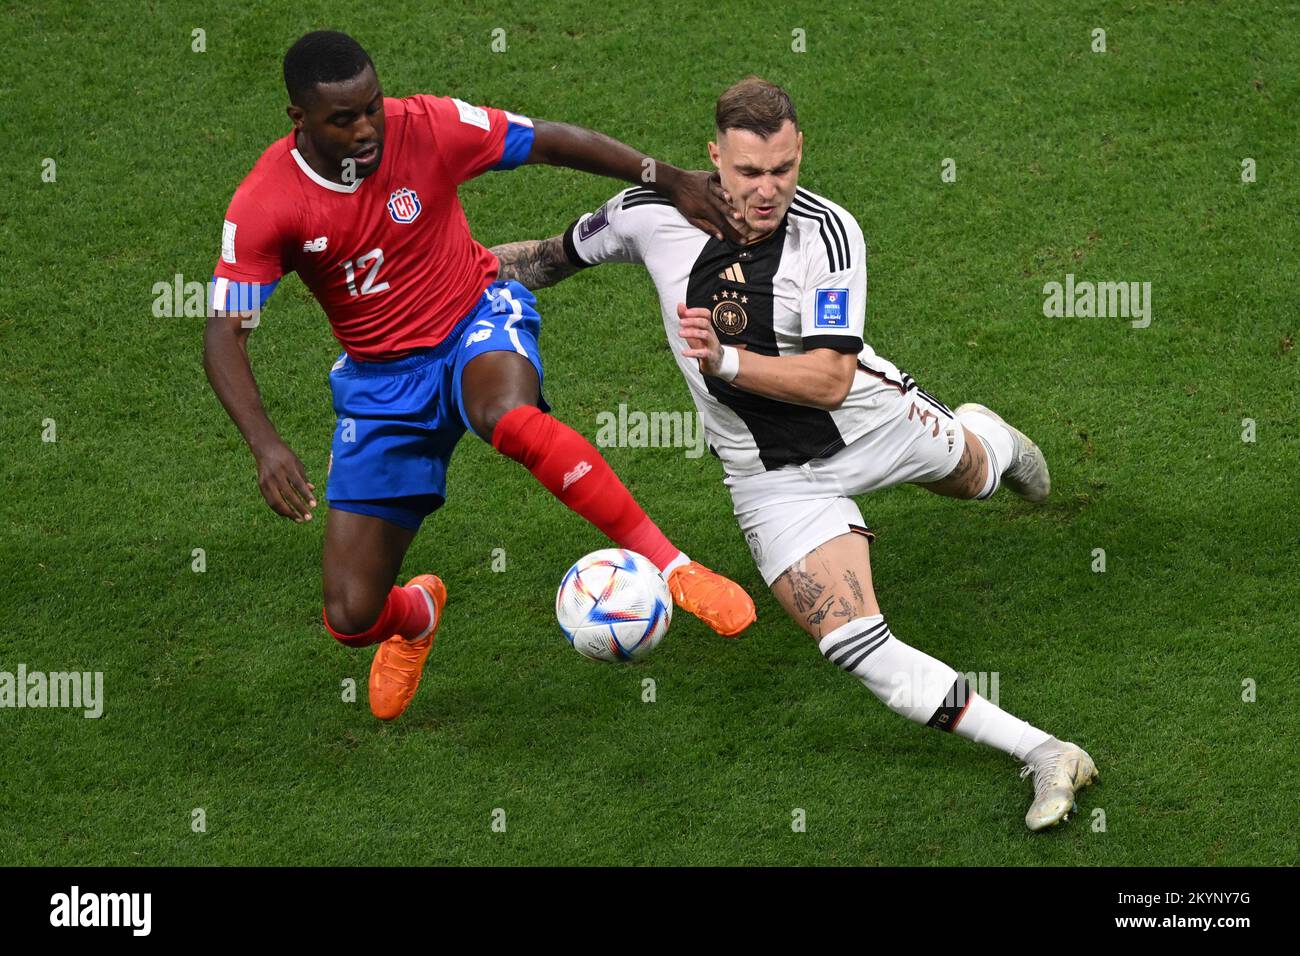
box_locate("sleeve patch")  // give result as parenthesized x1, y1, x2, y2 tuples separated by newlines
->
(452, 98, 491, 131)
(505, 111, 534, 128)
(815, 288, 849, 328)
(221, 220, 237, 264)
(578, 203, 610, 241)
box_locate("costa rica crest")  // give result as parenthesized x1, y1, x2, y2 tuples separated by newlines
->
(387, 187, 422, 224)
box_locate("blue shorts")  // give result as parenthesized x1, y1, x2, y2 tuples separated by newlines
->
(326, 281, 546, 530)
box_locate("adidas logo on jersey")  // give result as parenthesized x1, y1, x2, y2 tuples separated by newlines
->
(303, 236, 328, 253)
(718, 262, 747, 284)
(561, 460, 592, 491)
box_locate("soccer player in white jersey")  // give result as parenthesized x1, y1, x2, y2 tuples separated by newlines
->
(490, 77, 1097, 830)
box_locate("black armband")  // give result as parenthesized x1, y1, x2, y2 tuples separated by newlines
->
(562, 218, 594, 269)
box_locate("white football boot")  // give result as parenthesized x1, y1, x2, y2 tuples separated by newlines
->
(1019, 739, 1099, 831)
(955, 403, 1051, 503)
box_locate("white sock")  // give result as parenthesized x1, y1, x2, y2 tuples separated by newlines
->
(953, 694, 1052, 759)
(662, 551, 691, 576)
(818, 616, 1053, 759)
(817, 616, 959, 725)
(958, 410, 1015, 499)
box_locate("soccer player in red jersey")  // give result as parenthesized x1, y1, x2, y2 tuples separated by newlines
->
(204, 31, 756, 720)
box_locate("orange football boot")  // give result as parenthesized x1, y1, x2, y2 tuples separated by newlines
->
(667, 562, 756, 638)
(368, 574, 447, 721)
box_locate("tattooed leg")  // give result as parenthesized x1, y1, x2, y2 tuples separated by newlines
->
(770, 521, 1070, 820)
(771, 533, 880, 639)
(918, 425, 989, 499)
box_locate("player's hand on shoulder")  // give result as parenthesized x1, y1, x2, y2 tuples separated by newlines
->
(667, 169, 753, 243)
(677, 302, 724, 376)
(254, 439, 317, 523)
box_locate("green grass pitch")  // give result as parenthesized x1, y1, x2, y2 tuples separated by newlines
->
(2, 0, 1296, 865)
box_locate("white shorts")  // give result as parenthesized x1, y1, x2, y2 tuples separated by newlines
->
(726, 384, 965, 585)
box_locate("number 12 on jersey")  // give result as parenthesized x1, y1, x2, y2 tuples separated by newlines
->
(342, 248, 390, 296)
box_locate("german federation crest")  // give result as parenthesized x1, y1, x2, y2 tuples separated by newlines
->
(387, 187, 422, 224)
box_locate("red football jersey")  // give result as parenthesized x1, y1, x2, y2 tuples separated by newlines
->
(211, 95, 535, 361)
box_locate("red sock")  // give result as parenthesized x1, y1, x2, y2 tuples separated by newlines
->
(491, 405, 681, 570)
(323, 585, 432, 648)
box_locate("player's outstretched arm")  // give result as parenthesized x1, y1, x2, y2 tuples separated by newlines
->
(488, 234, 579, 287)
(203, 313, 317, 523)
(677, 303, 858, 411)
(525, 120, 746, 242)
(489, 235, 579, 290)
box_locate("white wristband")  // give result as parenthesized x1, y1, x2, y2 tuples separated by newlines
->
(716, 345, 740, 382)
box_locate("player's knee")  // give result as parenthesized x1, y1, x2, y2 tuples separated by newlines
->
(469, 395, 530, 442)
(461, 351, 542, 440)
(323, 590, 384, 643)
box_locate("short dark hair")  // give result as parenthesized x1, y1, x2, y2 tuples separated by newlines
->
(283, 31, 375, 106)
(715, 77, 798, 137)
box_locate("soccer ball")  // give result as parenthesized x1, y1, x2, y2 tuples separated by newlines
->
(555, 549, 672, 662)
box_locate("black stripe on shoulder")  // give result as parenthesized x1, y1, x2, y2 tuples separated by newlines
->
(795, 189, 851, 267)
(790, 196, 848, 272)
(622, 195, 676, 210)
(621, 186, 661, 201)
(788, 206, 842, 272)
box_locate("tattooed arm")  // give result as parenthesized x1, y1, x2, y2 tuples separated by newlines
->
(490, 235, 582, 290)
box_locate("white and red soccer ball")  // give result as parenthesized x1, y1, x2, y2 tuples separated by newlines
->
(555, 549, 672, 662)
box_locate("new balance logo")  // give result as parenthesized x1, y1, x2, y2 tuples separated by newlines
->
(718, 262, 747, 284)
(303, 236, 328, 253)
(561, 461, 592, 491)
